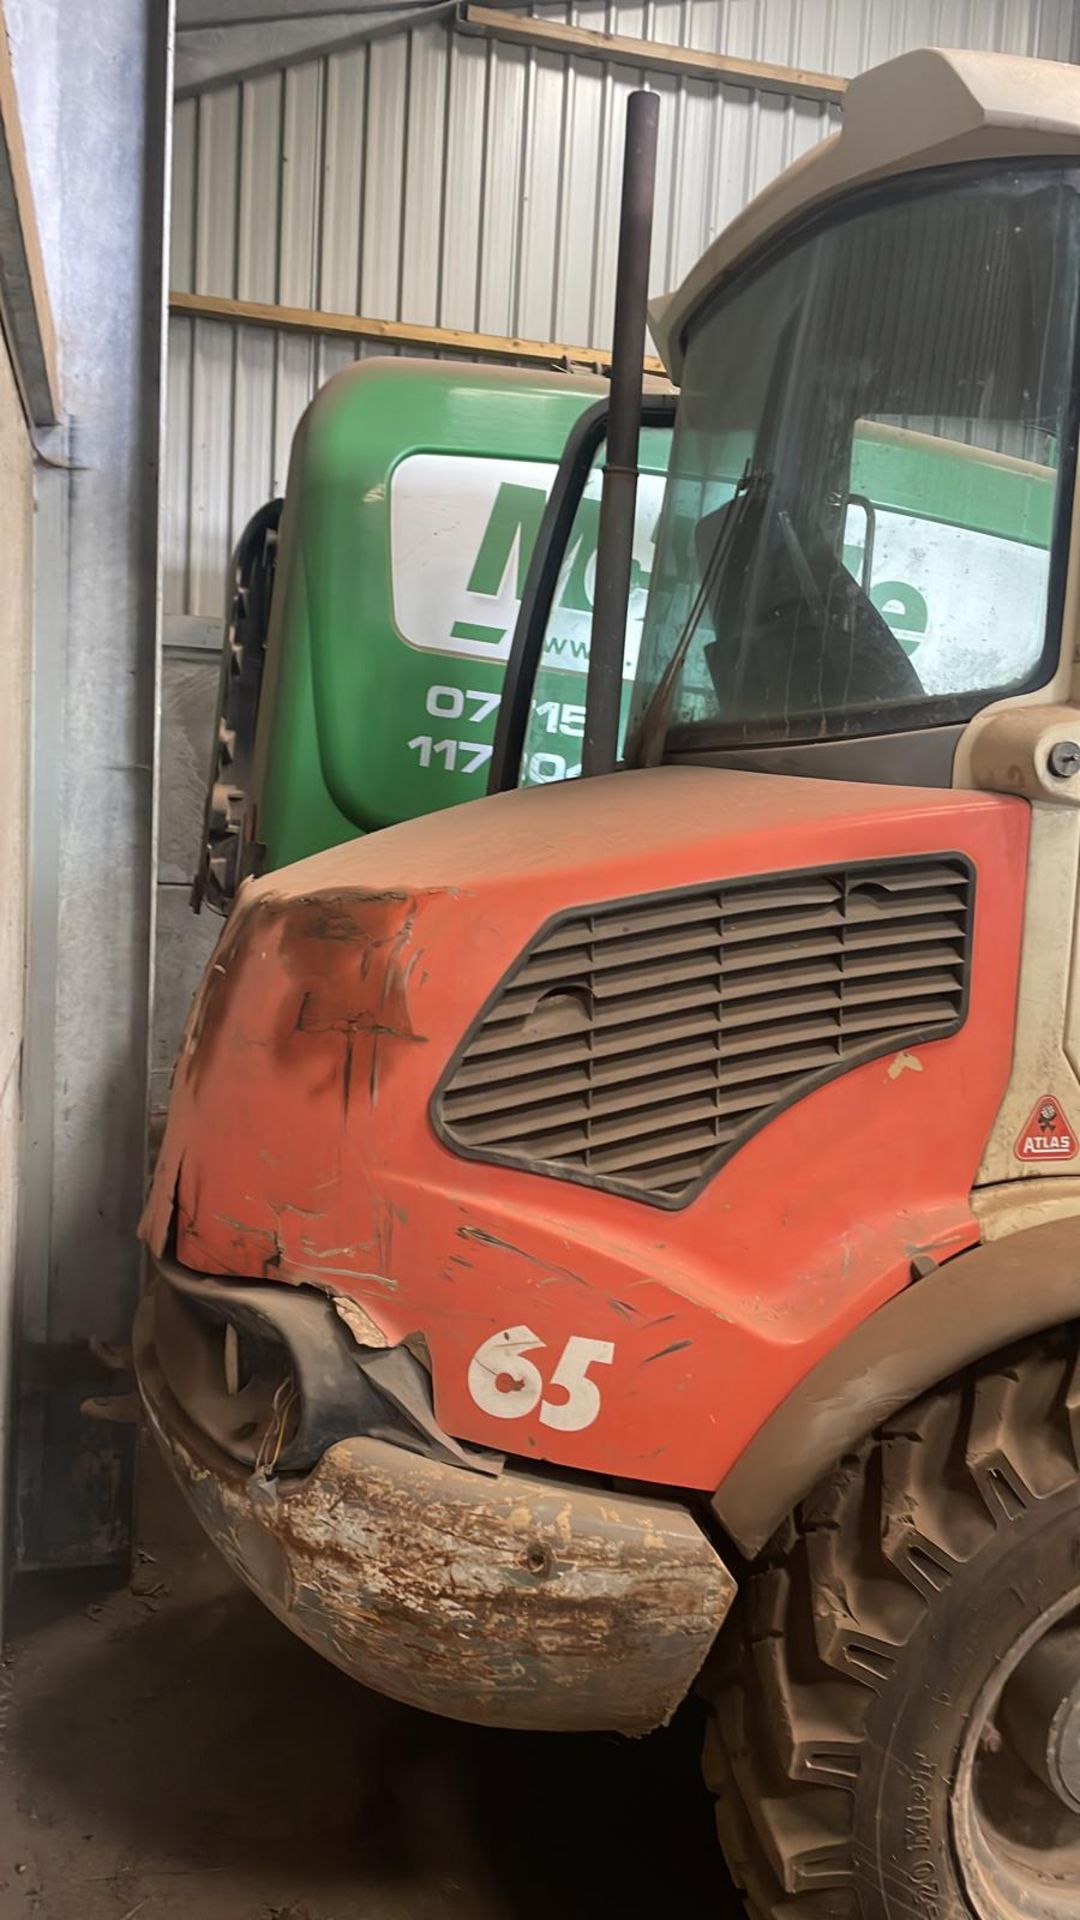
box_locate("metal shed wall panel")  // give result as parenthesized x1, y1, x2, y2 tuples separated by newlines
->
(166, 0, 1080, 617)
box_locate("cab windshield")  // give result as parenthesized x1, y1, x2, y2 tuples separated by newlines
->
(629, 162, 1080, 753)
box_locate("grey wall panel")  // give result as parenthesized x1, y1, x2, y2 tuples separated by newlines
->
(8, 0, 170, 1572)
(238, 74, 283, 305)
(0, 311, 35, 1615)
(152, 888, 219, 1139)
(152, 652, 221, 1139)
(322, 48, 367, 312)
(159, 655, 219, 888)
(164, 320, 194, 614)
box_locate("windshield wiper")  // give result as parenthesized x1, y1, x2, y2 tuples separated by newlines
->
(624, 466, 773, 769)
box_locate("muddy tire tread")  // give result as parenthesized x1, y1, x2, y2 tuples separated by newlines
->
(706, 1327, 1080, 1918)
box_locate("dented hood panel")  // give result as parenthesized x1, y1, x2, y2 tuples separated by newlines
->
(145, 765, 1030, 1491)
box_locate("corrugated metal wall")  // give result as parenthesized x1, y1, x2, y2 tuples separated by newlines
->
(166, 0, 1080, 618)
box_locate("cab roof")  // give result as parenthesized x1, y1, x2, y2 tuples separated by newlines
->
(651, 47, 1080, 381)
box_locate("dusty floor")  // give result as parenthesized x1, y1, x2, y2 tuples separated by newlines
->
(0, 1444, 736, 1919)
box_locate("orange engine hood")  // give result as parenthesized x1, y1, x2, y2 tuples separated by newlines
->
(144, 766, 1029, 1491)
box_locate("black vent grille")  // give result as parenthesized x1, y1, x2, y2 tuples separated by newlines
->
(434, 857, 974, 1208)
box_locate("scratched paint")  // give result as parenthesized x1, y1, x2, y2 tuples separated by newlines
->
(142, 767, 1028, 1491)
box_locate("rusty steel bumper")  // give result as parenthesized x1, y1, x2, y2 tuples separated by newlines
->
(134, 1285, 735, 1734)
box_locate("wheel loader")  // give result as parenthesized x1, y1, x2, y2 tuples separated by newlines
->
(138, 47, 1080, 1918)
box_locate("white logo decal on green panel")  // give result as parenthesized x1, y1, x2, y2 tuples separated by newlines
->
(844, 505, 1051, 695)
(389, 453, 665, 675)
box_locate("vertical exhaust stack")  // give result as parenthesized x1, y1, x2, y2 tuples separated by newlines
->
(582, 88, 660, 780)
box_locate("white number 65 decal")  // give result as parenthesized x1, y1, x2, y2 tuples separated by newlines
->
(467, 1326, 615, 1433)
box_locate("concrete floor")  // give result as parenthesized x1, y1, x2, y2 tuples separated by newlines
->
(0, 1441, 735, 1919)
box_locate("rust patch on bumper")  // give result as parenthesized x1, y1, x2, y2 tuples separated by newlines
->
(135, 1295, 734, 1735)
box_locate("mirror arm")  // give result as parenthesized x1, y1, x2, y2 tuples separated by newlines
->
(488, 391, 678, 795)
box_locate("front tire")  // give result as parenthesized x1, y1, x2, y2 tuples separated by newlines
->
(704, 1328, 1080, 1918)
